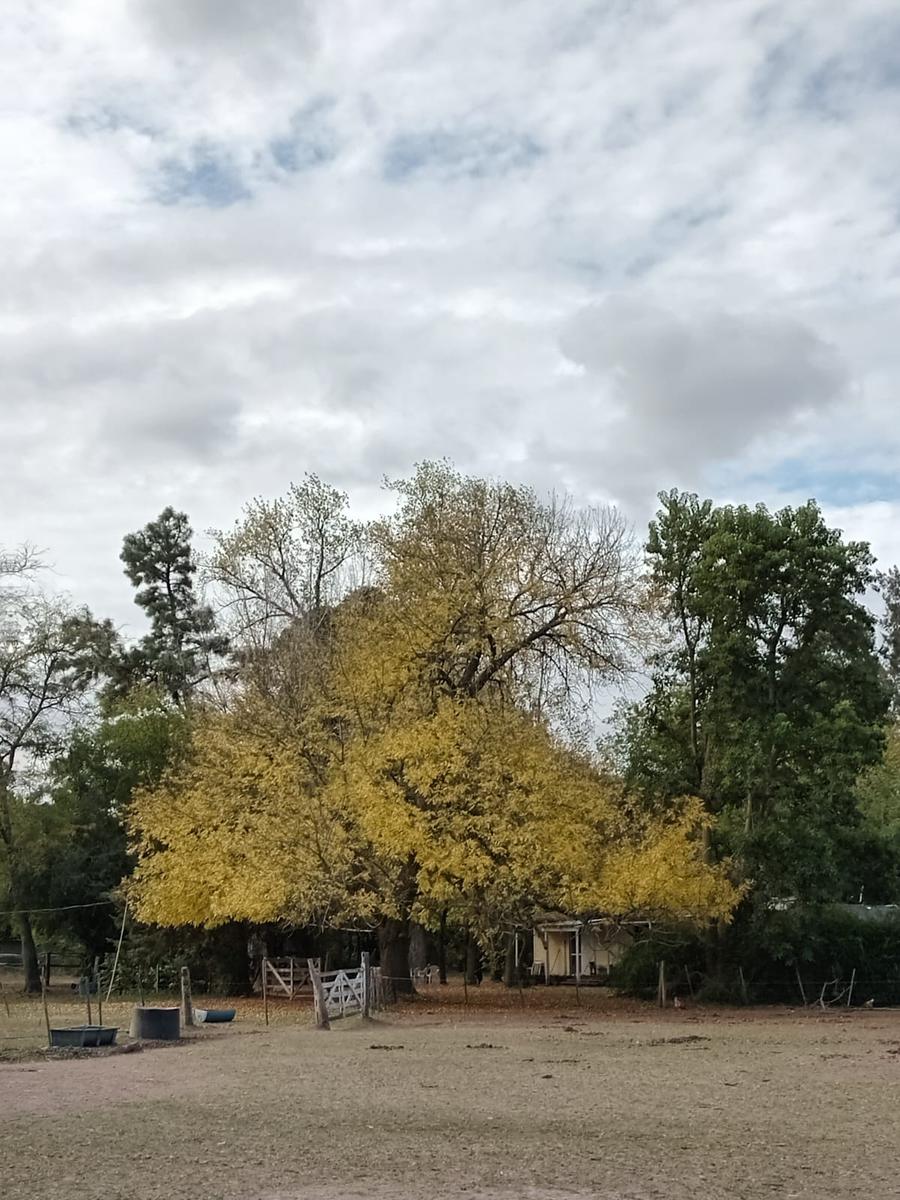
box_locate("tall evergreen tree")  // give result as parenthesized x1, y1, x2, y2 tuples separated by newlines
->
(116, 508, 228, 703)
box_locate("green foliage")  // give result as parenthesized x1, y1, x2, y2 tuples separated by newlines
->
(619, 492, 890, 902)
(32, 696, 190, 957)
(102, 921, 252, 995)
(877, 566, 900, 710)
(748, 906, 900, 1005)
(612, 905, 900, 1005)
(114, 507, 228, 702)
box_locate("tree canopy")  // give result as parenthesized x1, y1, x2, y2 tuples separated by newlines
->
(129, 465, 740, 991)
(616, 492, 889, 902)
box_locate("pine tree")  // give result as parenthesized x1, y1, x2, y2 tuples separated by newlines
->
(117, 508, 228, 703)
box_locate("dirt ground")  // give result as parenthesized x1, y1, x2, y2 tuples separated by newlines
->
(2, 986, 899, 1200)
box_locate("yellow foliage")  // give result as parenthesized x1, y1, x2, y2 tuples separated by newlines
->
(129, 696, 740, 931)
(129, 710, 372, 928)
(129, 463, 741, 935)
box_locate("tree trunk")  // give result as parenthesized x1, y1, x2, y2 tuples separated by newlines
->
(408, 921, 427, 975)
(465, 932, 481, 985)
(210, 921, 253, 995)
(438, 910, 448, 985)
(378, 918, 414, 997)
(503, 930, 517, 988)
(19, 912, 41, 994)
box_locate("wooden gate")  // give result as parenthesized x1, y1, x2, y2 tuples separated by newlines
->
(262, 957, 320, 999)
(308, 954, 383, 1028)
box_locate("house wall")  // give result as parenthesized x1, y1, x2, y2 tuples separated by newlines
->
(532, 927, 633, 978)
(532, 930, 571, 977)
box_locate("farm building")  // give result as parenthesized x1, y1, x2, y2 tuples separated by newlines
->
(532, 912, 647, 981)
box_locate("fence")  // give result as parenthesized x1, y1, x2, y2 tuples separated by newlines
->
(308, 954, 384, 1028)
(261, 957, 320, 999)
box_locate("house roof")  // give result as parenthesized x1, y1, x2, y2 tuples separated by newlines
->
(533, 910, 653, 933)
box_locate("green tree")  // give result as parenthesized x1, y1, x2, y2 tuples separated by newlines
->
(620, 493, 889, 903)
(852, 723, 900, 901)
(0, 550, 113, 990)
(877, 566, 900, 711)
(115, 507, 228, 704)
(37, 694, 189, 960)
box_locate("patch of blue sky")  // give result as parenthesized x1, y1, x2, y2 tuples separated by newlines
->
(154, 145, 250, 208)
(719, 460, 900, 508)
(64, 102, 160, 140)
(383, 126, 543, 182)
(269, 96, 338, 174)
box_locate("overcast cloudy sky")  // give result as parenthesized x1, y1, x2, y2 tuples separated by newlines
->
(3, 1, 899, 632)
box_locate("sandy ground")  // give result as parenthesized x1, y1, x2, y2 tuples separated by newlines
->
(2, 992, 899, 1200)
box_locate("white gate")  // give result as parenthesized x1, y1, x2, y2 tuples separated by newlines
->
(308, 954, 383, 1027)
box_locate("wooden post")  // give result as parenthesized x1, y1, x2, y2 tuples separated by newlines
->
(657, 960, 667, 1008)
(262, 958, 269, 1026)
(85, 972, 93, 1026)
(361, 951, 371, 1019)
(44, 951, 52, 989)
(738, 966, 749, 1005)
(180, 966, 194, 1028)
(794, 966, 808, 1007)
(106, 902, 128, 1003)
(462, 969, 468, 1005)
(574, 929, 581, 1007)
(138, 971, 144, 1006)
(40, 955, 52, 1049)
(94, 958, 103, 1028)
(683, 965, 695, 1000)
(438, 909, 448, 985)
(0, 978, 10, 1018)
(308, 958, 330, 1030)
(846, 967, 856, 1008)
(289, 957, 294, 999)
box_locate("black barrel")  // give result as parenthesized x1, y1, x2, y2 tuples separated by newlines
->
(130, 1006, 181, 1040)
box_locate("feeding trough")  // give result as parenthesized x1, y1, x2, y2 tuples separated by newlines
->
(50, 1025, 118, 1049)
(130, 1005, 181, 1041)
(194, 1007, 236, 1024)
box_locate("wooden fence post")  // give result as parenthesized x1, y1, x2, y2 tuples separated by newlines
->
(262, 958, 269, 1026)
(180, 966, 194, 1028)
(794, 966, 808, 1007)
(94, 958, 103, 1027)
(40, 956, 52, 1049)
(657, 960, 667, 1008)
(361, 951, 371, 1018)
(308, 958, 330, 1030)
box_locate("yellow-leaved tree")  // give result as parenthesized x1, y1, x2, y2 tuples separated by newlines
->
(129, 465, 741, 991)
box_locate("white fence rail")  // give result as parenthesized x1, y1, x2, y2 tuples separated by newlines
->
(308, 954, 384, 1028)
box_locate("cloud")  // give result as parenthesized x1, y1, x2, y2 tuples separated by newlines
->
(558, 297, 849, 497)
(1, 0, 899, 634)
(138, 0, 317, 76)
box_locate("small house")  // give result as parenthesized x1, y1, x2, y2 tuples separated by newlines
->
(532, 911, 647, 982)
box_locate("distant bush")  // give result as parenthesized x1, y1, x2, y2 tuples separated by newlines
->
(610, 906, 900, 1006)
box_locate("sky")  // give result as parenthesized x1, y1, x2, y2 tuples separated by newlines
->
(3, 0, 900, 635)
